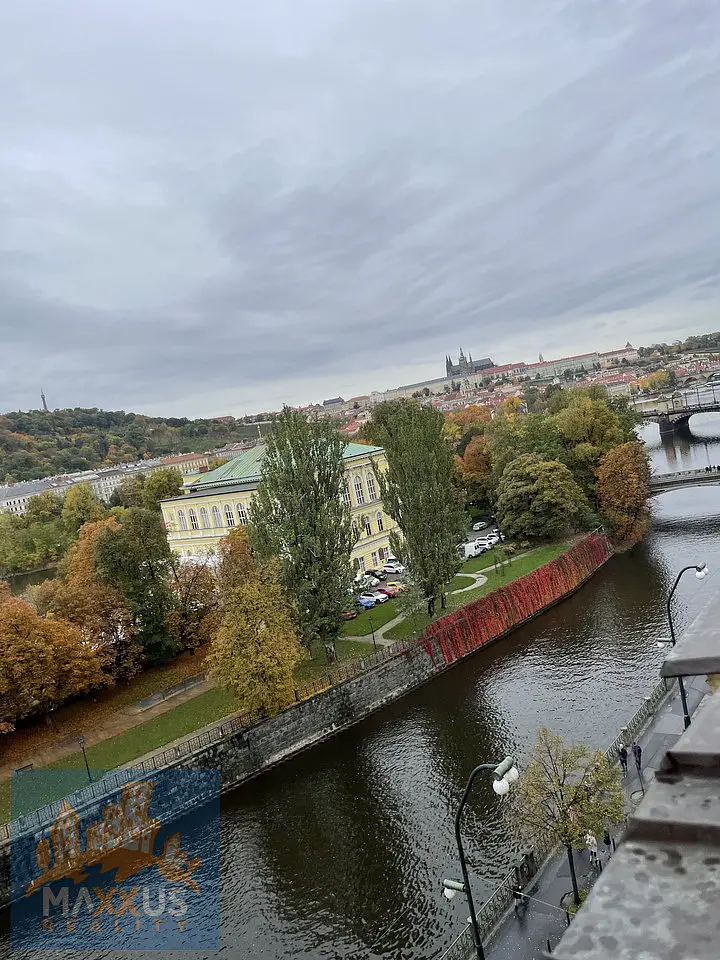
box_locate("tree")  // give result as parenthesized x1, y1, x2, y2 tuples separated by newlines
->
(443, 405, 492, 442)
(496, 454, 588, 542)
(207, 456, 229, 471)
(597, 442, 651, 549)
(95, 508, 179, 663)
(166, 555, 219, 652)
(0, 591, 107, 732)
(248, 408, 354, 650)
(25, 490, 64, 524)
(45, 518, 142, 680)
(368, 400, 466, 613)
(510, 728, 624, 904)
(61, 482, 106, 530)
(142, 468, 183, 511)
(113, 474, 146, 508)
(455, 436, 492, 505)
(217, 527, 256, 594)
(207, 561, 302, 716)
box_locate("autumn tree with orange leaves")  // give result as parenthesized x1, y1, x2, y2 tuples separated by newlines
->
(0, 589, 107, 732)
(38, 518, 142, 681)
(597, 441, 651, 549)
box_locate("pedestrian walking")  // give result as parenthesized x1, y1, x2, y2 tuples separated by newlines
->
(618, 744, 628, 775)
(585, 833, 598, 865)
(632, 742, 642, 774)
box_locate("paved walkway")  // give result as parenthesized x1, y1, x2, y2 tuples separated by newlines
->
(344, 571, 491, 646)
(0, 679, 215, 782)
(483, 673, 710, 960)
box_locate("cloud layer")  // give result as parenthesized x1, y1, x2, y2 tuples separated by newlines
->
(2, 0, 720, 415)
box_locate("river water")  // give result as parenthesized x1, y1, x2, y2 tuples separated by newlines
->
(4, 415, 720, 959)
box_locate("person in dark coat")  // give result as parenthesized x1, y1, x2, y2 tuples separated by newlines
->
(632, 742, 642, 773)
(618, 745, 628, 775)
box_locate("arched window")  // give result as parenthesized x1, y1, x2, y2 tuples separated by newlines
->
(363, 515, 372, 537)
(237, 502, 248, 525)
(200, 507, 210, 529)
(212, 505, 223, 528)
(178, 510, 188, 531)
(188, 508, 199, 530)
(366, 473, 377, 500)
(376, 511, 384, 532)
(353, 475, 365, 505)
(342, 483, 351, 507)
(351, 520, 359, 541)
(224, 504, 235, 527)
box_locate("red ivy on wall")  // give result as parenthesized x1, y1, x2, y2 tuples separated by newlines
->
(426, 534, 613, 665)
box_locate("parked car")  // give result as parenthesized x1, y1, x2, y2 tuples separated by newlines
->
(472, 520, 490, 531)
(357, 575, 380, 590)
(356, 595, 376, 609)
(360, 591, 388, 604)
(342, 609, 358, 620)
(385, 580, 405, 591)
(365, 568, 387, 581)
(383, 561, 405, 574)
(377, 584, 401, 597)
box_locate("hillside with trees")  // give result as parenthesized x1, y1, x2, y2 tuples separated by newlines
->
(0, 407, 268, 482)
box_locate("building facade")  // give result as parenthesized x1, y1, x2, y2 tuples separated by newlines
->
(160, 443, 399, 573)
(162, 452, 211, 476)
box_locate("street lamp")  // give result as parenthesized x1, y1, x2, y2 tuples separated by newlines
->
(78, 736, 92, 784)
(368, 612, 377, 653)
(657, 562, 707, 729)
(445, 757, 519, 960)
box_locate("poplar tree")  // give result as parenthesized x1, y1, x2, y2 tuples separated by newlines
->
(367, 400, 466, 614)
(248, 409, 354, 651)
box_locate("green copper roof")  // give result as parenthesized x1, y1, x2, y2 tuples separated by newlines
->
(189, 442, 383, 490)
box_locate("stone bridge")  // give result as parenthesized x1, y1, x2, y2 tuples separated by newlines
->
(636, 391, 720, 435)
(649, 467, 720, 495)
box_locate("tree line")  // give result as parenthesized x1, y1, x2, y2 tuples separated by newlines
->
(445, 384, 651, 548)
(0, 469, 184, 577)
(0, 391, 651, 735)
(0, 407, 265, 482)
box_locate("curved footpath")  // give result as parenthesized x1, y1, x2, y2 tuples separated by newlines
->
(344, 570, 489, 646)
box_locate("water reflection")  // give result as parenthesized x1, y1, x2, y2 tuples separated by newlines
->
(4, 420, 720, 958)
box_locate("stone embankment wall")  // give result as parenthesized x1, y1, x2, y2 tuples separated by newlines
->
(0, 534, 613, 908)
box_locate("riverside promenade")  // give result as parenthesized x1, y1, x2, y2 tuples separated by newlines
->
(442, 672, 710, 960)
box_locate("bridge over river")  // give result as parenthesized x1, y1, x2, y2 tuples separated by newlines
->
(635, 385, 720, 434)
(650, 466, 720, 494)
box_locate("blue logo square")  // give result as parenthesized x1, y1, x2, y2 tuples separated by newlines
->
(11, 768, 220, 951)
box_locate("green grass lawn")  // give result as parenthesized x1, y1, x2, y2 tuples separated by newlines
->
(341, 598, 399, 636)
(385, 541, 570, 641)
(448, 574, 476, 591)
(292, 638, 378, 685)
(0, 637, 384, 823)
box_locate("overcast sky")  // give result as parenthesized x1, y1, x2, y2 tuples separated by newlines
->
(2, 0, 720, 417)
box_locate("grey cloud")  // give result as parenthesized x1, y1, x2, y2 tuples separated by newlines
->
(1, 0, 720, 415)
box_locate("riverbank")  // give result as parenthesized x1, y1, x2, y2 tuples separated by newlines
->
(444, 672, 710, 960)
(0, 540, 570, 802)
(0, 534, 613, 853)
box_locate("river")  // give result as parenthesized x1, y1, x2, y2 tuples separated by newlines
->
(4, 415, 720, 959)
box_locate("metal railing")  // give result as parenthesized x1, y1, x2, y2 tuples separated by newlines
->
(438, 676, 674, 960)
(0, 535, 609, 845)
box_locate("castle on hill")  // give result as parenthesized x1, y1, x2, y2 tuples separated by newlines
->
(445, 349, 495, 379)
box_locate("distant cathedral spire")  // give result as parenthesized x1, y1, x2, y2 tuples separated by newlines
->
(41, 389, 49, 412)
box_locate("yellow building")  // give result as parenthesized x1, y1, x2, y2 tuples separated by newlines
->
(162, 452, 211, 476)
(160, 443, 399, 573)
